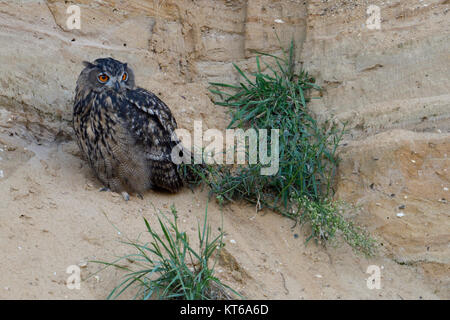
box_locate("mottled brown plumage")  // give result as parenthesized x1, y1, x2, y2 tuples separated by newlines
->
(73, 57, 185, 200)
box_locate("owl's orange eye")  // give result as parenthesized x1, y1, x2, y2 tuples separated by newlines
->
(98, 74, 109, 83)
(122, 72, 128, 81)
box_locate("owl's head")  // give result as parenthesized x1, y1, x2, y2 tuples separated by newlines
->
(78, 57, 136, 93)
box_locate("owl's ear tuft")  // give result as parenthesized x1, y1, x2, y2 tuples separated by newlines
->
(82, 61, 95, 68)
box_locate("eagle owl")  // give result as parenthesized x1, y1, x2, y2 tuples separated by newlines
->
(73, 57, 187, 200)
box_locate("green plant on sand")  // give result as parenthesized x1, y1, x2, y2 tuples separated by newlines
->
(92, 204, 240, 300)
(184, 41, 376, 256)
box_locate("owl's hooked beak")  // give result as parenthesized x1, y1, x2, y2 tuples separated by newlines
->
(114, 81, 121, 91)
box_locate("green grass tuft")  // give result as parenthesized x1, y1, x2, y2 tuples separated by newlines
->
(93, 204, 240, 300)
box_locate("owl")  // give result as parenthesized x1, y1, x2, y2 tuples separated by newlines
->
(73, 57, 189, 201)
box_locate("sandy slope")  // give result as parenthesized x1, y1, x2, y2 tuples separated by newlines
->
(0, 132, 443, 300)
(0, 0, 448, 301)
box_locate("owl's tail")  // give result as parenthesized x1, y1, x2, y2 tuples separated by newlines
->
(177, 146, 206, 185)
(150, 144, 205, 192)
(150, 160, 184, 193)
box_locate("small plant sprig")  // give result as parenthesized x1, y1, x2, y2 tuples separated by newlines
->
(93, 204, 240, 300)
(296, 196, 376, 256)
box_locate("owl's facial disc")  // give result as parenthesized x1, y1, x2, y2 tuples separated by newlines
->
(83, 58, 135, 92)
(96, 71, 130, 92)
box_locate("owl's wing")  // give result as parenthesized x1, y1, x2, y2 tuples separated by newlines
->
(125, 88, 177, 133)
(122, 88, 180, 162)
